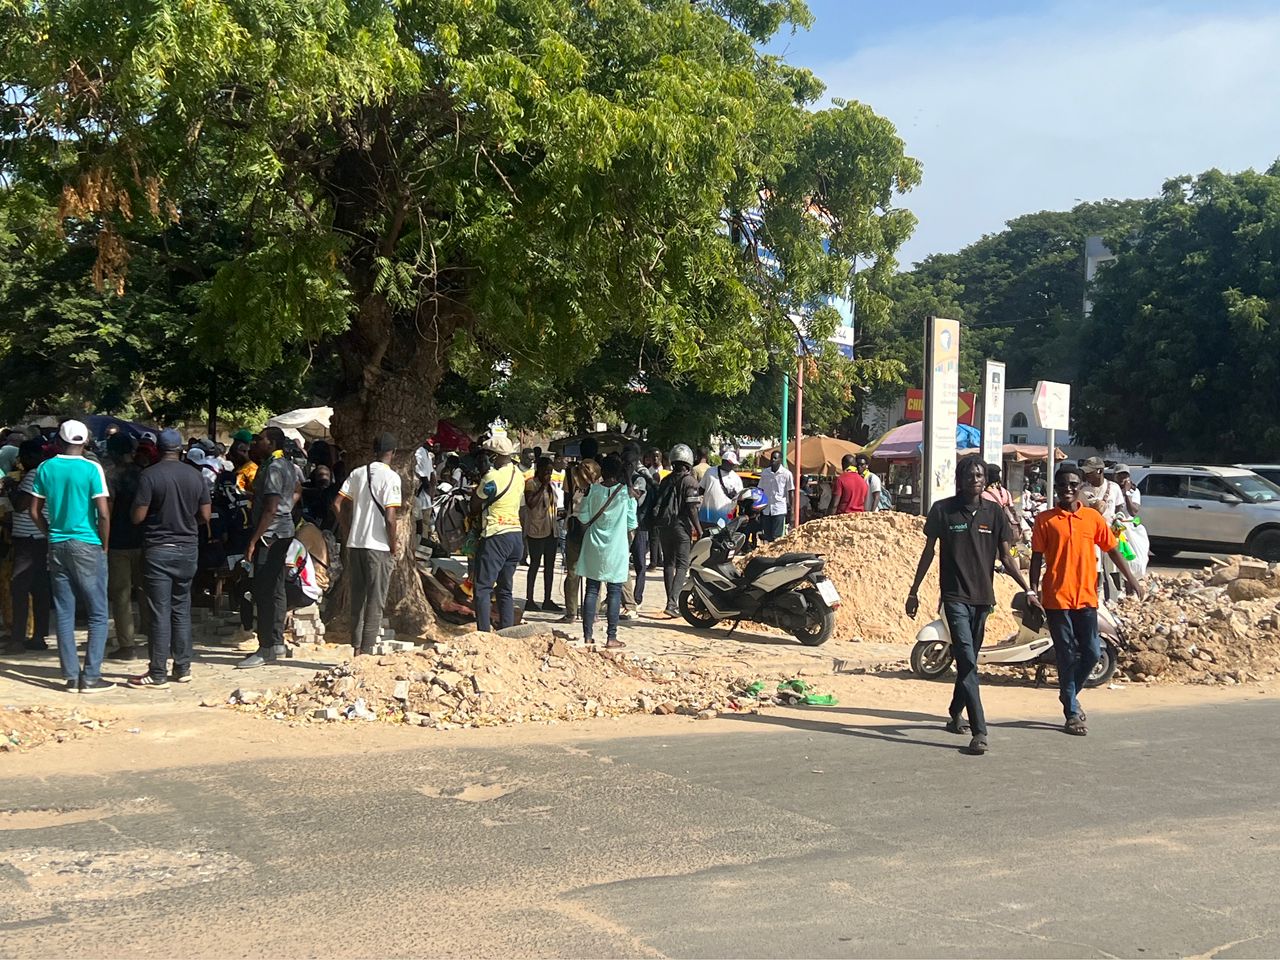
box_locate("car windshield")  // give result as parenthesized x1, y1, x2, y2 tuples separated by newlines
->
(1226, 474, 1280, 503)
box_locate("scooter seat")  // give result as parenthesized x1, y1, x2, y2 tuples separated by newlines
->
(743, 552, 820, 581)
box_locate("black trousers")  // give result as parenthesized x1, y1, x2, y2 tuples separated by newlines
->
(252, 537, 291, 652)
(658, 527, 692, 612)
(144, 544, 198, 679)
(525, 535, 557, 603)
(943, 601, 990, 735)
(10, 537, 51, 643)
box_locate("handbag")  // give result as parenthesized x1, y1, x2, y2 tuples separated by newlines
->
(568, 484, 622, 547)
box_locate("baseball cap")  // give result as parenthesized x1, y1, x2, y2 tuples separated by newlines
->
(720, 448, 739, 466)
(374, 432, 399, 455)
(1113, 463, 1132, 476)
(1081, 456, 1105, 472)
(186, 447, 209, 467)
(232, 428, 254, 443)
(158, 428, 184, 451)
(58, 419, 89, 444)
(483, 434, 516, 457)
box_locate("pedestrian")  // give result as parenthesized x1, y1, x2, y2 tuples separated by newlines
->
(229, 430, 257, 495)
(576, 454, 638, 648)
(1078, 456, 1123, 523)
(619, 444, 656, 619)
(7, 439, 52, 653)
(104, 433, 148, 661)
(29, 419, 113, 693)
(522, 456, 560, 613)
(653, 444, 703, 619)
(855, 453, 884, 512)
(830, 454, 869, 514)
(982, 463, 1020, 531)
(337, 433, 402, 656)
(559, 458, 600, 623)
(1030, 463, 1144, 736)
(127, 429, 211, 687)
(471, 434, 524, 632)
(906, 455, 1036, 755)
(692, 448, 711, 482)
(237, 426, 299, 669)
(757, 450, 795, 541)
(301, 463, 339, 532)
(699, 447, 743, 526)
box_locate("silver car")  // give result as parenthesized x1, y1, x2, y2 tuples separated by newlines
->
(1129, 465, 1280, 561)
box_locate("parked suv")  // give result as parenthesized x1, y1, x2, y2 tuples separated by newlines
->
(1129, 465, 1280, 561)
(1236, 464, 1280, 488)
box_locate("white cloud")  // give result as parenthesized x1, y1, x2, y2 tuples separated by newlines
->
(815, 2, 1280, 265)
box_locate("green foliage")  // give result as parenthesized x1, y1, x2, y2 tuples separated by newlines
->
(1077, 166, 1280, 460)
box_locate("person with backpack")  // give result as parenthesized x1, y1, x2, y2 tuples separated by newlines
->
(575, 454, 637, 648)
(337, 433, 402, 655)
(470, 434, 523, 632)
(653, 444, 703, 619)
(619, 444, 655, 619)
(855, 454, 885, 513)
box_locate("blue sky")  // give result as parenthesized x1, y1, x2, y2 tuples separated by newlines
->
(766, 0, 1280, 266)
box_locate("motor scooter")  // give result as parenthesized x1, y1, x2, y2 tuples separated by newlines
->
(909, 592, 1121, 687)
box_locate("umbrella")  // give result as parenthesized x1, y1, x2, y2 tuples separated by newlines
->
(266, 406, 332, 441)
(863, 421, 982, 461)
(759, 435, 864, 476)
(549, 431, 636, 457)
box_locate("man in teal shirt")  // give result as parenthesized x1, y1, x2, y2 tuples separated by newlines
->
(30, 419, 113, 693)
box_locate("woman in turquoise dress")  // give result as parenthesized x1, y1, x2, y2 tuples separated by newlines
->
(575, 454, 638, 648)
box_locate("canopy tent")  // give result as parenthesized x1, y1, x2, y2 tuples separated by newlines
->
(431, 419, 472, 453)
(758, 435, 864, 477)
(863, 421, 982, 461)
(266, 406, 332, 442)
(549, 431, 635, 458)
(1004, 443, 1067, 462)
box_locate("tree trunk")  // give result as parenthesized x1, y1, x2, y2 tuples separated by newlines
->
(328, 293, 463, 641)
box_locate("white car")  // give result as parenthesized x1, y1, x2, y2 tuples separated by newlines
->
(1129, 465, 1280, 561)
(1236, 463, 1280, 489)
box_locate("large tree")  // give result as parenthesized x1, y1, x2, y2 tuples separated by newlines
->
(4, 0, 919, 628)
(1077, 166, 1280, 461)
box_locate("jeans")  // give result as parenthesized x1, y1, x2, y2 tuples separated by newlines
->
(762, 514, 786, 542)
(1047, 608, 1101, 719)
(943, 601, 990, 735)
(10, 537, 51, 643)
(349, 547, 394, 652)
(144, 544, 198, 679)
(583, 579, 623, 644)
(252, 537, 292, 653)
(108, 547, 149, 649)
(658, 526, 692, 613)
(525, 535, 557, 604)
(48, 539, 109, 684)
(475, 531, 522, 631)
(563, 536, 583, 617)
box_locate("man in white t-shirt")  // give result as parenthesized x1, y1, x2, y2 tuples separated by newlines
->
(338, 433, 403, 655)
(699, 448, 744, 525)
(856, 454, 883, 512)
(1079, 456, 1124, 523)
(756, 450, 794, 541)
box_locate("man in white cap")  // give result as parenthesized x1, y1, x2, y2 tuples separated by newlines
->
(29, 419, 113, 693)
(470, 434, 524, 631)
(698, 446, 743, 526)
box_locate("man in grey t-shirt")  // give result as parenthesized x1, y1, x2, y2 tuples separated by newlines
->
(238, 426, 299, 669)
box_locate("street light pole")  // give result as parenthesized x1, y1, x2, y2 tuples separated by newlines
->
(793, 355, 804, 530)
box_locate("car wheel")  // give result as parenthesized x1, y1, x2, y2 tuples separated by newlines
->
(1249, 528, 1280, 563)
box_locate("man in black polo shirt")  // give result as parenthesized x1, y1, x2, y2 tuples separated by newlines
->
(906, 454, 1036, 754)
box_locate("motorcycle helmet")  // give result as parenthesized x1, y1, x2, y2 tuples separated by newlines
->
(668, 443, 694, 467)
(739, 486, 768, 514)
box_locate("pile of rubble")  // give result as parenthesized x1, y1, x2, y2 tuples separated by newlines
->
(1113, 557, 1280, 684)
(1, 706, 112, 753)
(230, 630, 791, 729)
(751, 512, 1023, 643)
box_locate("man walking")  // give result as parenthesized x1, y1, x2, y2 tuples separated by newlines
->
(237, 426, 298, 669)
(30, 419, 113, 693)
(128, 429, 211, 687)
(831, 454, 869, 514)
(471, 435, 524, 632)
(338, 433, 402, 655)
(757, 450, 795, 542)
(1031, 463, 1144, 736)
(907, 455, 1036, 755)
(653, 444, 703, 619)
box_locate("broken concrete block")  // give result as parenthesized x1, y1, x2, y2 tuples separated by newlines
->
(313, 707, 339, 721)
(393, 680, 410, 701)
(1237, 559, 1269, 580)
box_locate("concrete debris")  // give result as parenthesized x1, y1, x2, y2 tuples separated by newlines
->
(1, 705, 112, 752)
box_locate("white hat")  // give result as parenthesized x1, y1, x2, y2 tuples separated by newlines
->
(186, 447, 209, 467)
(483, 434, 516, 457)
(720, 448, 739, 466)
(59, 419, 89, 444)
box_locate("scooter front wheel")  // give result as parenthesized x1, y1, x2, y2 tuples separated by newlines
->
(679, 590, 719, 630)
(910, 639, 954, 679)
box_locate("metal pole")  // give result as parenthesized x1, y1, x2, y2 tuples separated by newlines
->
(1046, 428, 1056, 480)
(781, 371, 790, 471)
(793, 356, 804, 529)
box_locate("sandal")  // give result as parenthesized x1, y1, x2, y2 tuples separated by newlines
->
(605, 639, 626, 649)
(945, 715, 969, 735)
(1064, 714, 1088, 736)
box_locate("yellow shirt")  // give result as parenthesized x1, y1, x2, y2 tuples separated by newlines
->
(691, 463, 709, 481)
(480, 463, 524, 538)
(236, 461, 259, 495)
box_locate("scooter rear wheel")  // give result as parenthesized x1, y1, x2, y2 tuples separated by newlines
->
(679, 590, 719, 630)
(910, 639, 954, 679)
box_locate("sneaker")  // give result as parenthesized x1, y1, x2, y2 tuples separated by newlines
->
(128, 673, 169, 688)
(620, 608, 640, 621)
(80, 678, 115, 694)
(542, 600, 563, 613)
(525, 599, 542, 612)
(64, 679, 79, 693)
(236, 651, 271, 669)
(945, 715, 969, 735)
(661, 607, 679, 620)
(171, 668, 193, 683)
(1064, 714, 1088, 736)
(25, 638, 51, 652)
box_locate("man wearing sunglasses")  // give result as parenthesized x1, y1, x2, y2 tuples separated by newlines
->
(1030, 463, 1144, 736)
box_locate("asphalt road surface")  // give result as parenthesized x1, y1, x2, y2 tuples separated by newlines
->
(5, 696, 1280, 958)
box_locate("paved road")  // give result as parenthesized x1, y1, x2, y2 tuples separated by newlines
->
(5, 697, 1280, 957)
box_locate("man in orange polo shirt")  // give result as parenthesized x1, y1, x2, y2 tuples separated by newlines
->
(1030, 463, 1144, 736)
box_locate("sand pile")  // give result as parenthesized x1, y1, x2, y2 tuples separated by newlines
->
(1, 706, 112, 753)
(1112, 557, 1280, 684)
(751, 512, 1023, 644)
(231, 630, 779, 729)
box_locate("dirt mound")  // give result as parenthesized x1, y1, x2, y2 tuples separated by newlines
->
(752, 512, 1023, 644)
(1112, 557, 1280, 685)
(231, 631, 783, 729)
(1, 706, 113, 754)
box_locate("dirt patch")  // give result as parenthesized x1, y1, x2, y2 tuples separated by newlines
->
(1113, 557, 1280, 685)
(751, 512, 1022, 644)
(1, 705, 114, 754)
